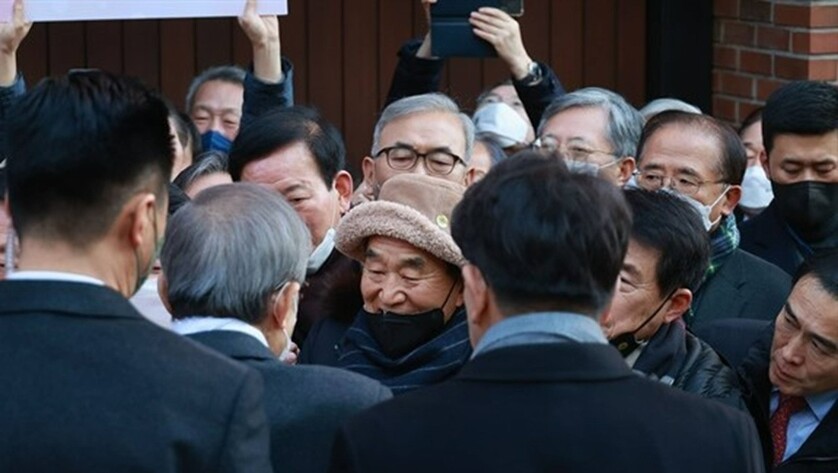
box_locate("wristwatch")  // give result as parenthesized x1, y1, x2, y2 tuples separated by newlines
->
(518, 61, 543, 87)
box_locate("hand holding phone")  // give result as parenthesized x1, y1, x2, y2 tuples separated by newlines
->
(469, 7, 532, 79)
(430, 0, 525, 58)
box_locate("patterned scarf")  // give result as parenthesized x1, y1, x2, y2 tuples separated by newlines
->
(706, 214, 740, 278)
(336, 308, 472, 395)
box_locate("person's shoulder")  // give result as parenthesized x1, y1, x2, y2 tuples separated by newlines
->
(731, 248, 791, 285)
(263, 362, 392, 404)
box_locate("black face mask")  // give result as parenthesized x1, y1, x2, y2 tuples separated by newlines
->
(610, 291, 674, 358)
(363, 282, 458, 359)
(772, 181, 838, 245)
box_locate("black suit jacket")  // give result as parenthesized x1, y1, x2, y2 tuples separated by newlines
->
(330, 342, 765, 473)
(740, 202, 805, 276)
(0, 280, 273, 473)
(690, 248, 791, 332)
(187, 330, 392, 473)
(740, 333, 838, 473)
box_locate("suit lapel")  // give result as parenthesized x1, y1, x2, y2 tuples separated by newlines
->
(788, 401, 838, 462)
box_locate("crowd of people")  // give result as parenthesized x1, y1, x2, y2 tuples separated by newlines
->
(0, 0, 836, 472)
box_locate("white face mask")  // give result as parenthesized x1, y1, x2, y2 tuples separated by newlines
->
(472, 102, 529, 148)
(739, 165, 773, 210)
(307, 227, 336, 275)
(665, 186, 730, 232)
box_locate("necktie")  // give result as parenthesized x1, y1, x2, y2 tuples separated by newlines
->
(770, 393, 807, 466)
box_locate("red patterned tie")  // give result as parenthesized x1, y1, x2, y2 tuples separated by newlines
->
(770, 394, 807, 466)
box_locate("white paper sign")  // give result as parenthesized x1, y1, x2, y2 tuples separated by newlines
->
(0, 1, 288, 22)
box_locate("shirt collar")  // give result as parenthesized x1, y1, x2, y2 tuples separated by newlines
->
(7, 270, 106, 286)
(807, 390, 838, 422)
(472, 311, 607, 358)
(771, 387, 838, 421)
(172, 316, 269, 348)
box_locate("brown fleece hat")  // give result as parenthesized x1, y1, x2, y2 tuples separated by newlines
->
(336, 174, 466, 267)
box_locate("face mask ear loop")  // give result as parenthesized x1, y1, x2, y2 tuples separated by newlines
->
(630, 287, 679, 340)
(440, 277, 459, 310)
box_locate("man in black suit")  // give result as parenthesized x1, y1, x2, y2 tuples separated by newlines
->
(740, 81, 838, 276)
(634, 111, 790, 332)
(740, 251, 838, 473)
(161, 183, 392, 473)
(328, 152, 765, 473)
(0, 70, 272, 472)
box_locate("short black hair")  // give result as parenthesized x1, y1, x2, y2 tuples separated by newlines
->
(0, 167, 6, 199)
(452, 150, 632, 316)
(229, 106, 346, 186)
(167, 183, 191, 217)
(762, 81, 838, 156)
(793, 249, 838, 300)
(637, 111, 747, 185)
(6, 70, 173, 246)
(624, 189, 710, 295)
(738, 107, 763, 135)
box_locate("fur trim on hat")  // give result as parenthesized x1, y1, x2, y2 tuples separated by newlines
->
(336, 200, 465, 268)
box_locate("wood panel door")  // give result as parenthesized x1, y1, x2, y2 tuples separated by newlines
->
(15, 0, 647, 175)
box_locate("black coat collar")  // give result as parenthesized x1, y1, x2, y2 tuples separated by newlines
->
(457, 342, 634, 383)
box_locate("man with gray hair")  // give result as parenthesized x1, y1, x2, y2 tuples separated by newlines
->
(185, 0, 295, 154)
(534, 87, 643, 186)
(162, 183, 392, 473)
(361, 92, 475, 196)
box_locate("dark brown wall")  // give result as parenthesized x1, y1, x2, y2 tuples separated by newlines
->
(15, 0, 646, 175)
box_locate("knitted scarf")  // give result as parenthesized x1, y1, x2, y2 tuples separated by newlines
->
(706, 214, 740, 278)
(336, 307, 472, 395)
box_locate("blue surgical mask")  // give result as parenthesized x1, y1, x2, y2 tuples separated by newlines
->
(200, 130, 233, 154)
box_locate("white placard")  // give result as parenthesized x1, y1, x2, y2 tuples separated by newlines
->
(0, 1, 288, 22)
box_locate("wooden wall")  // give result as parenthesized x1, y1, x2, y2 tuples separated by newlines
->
(15, 0, 646, 175)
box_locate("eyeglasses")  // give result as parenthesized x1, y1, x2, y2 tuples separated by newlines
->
(532, 136, 618, 164)
(375, 145, 463, 176)
(633, 169, 727, 197)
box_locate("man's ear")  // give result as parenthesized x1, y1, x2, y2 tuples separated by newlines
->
(465, 167, 482, 187)
(332, 170, 354, 214)
(124, 193, 157, 251)
(362, 156, 376, 190)
(761, 152, 772, 180)
(720, 185, 742, 216)
(462, 264, 491, 347)
(270, 281, 301, 333)
(662, 288, 692, 324)
(157, 271, 173, 314)
(616, 156, 636, 186)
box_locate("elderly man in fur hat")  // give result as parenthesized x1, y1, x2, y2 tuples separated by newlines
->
(301, 174, 469, 394)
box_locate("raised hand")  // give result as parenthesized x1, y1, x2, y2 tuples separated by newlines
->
(0, 0, 32, 85)
(238, 0, 282, 83)
(469, 7, 532, 80)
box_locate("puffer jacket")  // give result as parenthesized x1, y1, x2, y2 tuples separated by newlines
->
(633, 321, 747, 411)
(673, 332, 748, 411)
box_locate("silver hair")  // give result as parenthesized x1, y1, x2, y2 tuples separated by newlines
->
(371, 93, 475, 163)
(639, 98, 702, 121)
(184, 65, 247, 114)
(172, 150, 229, 194)
(538, 87, 644, 159)
(161, 183, 311, 323)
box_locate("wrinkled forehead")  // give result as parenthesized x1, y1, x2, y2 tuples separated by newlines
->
(380, 111, 467, 154)
(640, 123, 724, 178)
